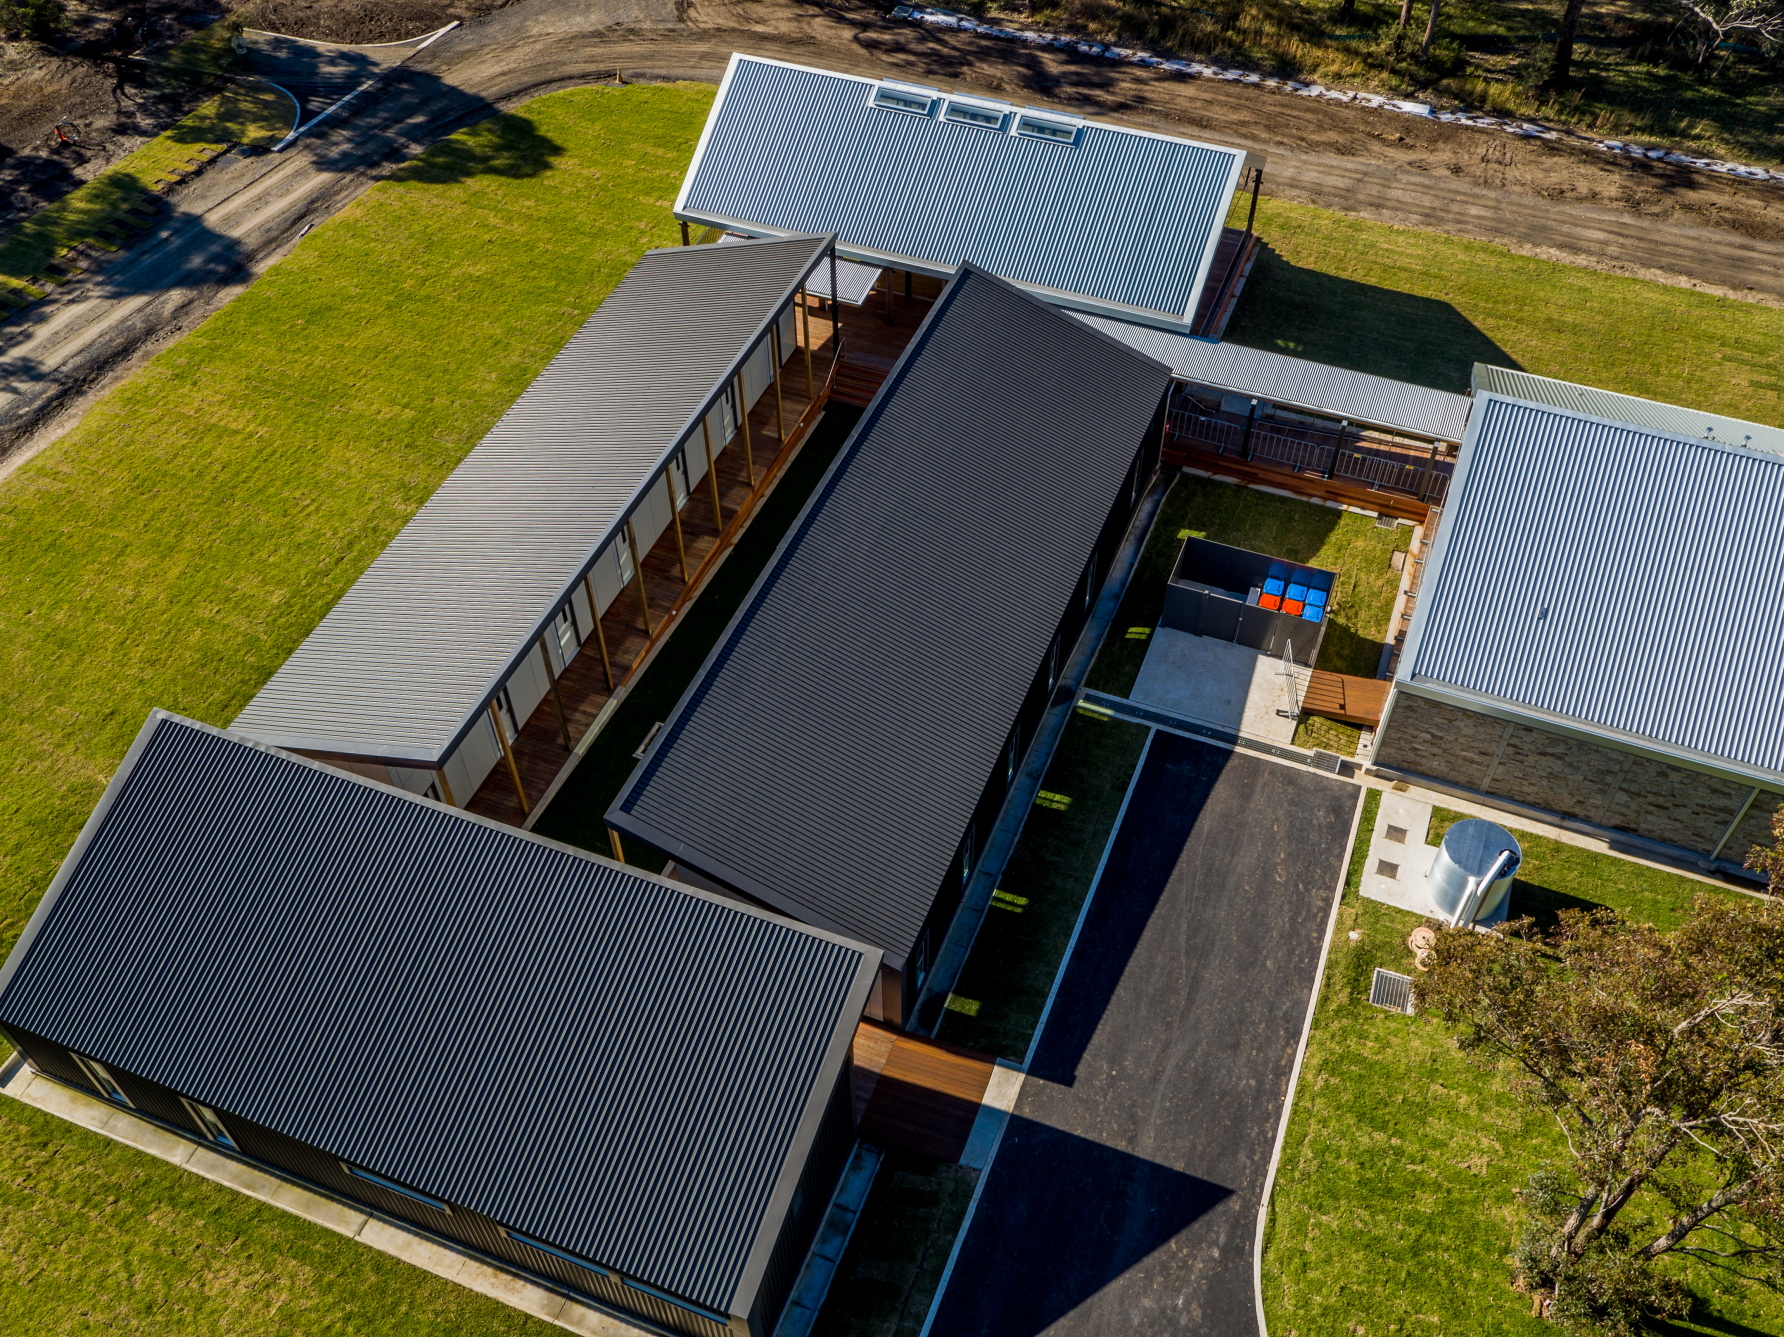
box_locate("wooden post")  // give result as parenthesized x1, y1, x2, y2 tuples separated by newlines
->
(1418, 441, 1441, 501)
(736, 370, 756, 487)
(679, 220, 690, 246)
(770, 324, 787, 444)
(536, 635, 573, 749)
(626, 523, 653, 637)
(702, 418, 724, 531)
(583, 572, 614, 690)
(609, 828, 626, 863)
(1241, 399, 1259, 462)
(489, 701, 529, 815)
(434, 768, 456, 807)
(669, 467, 689, 582)
(829, 249, 841, 378)
(800, 287, 814, 399)
(1326, 420, 1348, 481)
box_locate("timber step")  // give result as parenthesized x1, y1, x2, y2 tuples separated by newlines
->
(832, 356, 890, 408)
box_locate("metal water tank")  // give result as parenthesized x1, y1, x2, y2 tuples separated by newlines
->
(1428, 818, 1522, 925)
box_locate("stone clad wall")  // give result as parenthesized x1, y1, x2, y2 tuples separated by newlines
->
(1372, 690, 1767, 862)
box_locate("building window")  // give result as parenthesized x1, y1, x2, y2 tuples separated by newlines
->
(1014, 113, 1080, 145)
(343, 1164, 452, 1213)
(424, 782, 441, 802)
(941, 99, 1008, 131)
(962, 827, 976, 888)
(615, 537, 635, 586)
(553, 603, 581, 666)
(73, 1053, 131, 1107)
(503, 1229, 610, 1276)
(869, 83, 937, 116)
(668, 454, 690, 508)
(180, 1097, 236, 1148)
(492, 686, 519, 742)
(1006, 734, 1020, 786)
(1046, 640, 1061, 695)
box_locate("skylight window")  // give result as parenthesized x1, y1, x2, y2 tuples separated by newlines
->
(942, 99, 1009, 131)
(870, 83, 938, 116)
(1013, 112, 1081, 145)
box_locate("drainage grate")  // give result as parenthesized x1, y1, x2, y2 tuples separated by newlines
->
(1385, 824, 1408, 844)
(1375, 859, 1399, 879)
(1309, 749, 1343, 774)
(1369, 968, 1415, 1014)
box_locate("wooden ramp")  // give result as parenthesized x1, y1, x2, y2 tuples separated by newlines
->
(853, 1021, 995, 1163)
(1304, 669, 1390, 727)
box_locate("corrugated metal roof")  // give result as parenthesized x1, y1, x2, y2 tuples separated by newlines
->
(1078, 313, 1472, 441)
(1473, 365, 1784, 456)
(718, 231, 880, 304)
(1402, 394, 1784, 779)
(676, 54, 1248, 328)
(231, 234, 832, 765)
(608, 266, 1173, 965)
(0, 713, 878, 1317)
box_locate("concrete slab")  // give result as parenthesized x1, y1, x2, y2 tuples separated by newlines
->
(1130, 628, 1304, 747)
(1361, 791, 1440, 917)
(100, 1107, 198, 1165)
(958, 1061, 1024, 1172)
(359, 1217, 468, 1278)
(269, 1179, 370, 1235)
(457, 1257, 569, 1321)
(20, 1072, 116, 1132)
(559, 1301, 658, 1337)
(188, 1144, 284, 1202)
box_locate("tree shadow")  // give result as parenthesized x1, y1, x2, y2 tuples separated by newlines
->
(1648, 1306, 1779, 1337)
(1225, 244, 1523, 393)
(387, 109, 566, 184)
(927, 1116, 1235, 1337)
(1507, 879, 1605, 935)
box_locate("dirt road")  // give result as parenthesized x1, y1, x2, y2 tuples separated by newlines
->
(3, 0, 1780, 467)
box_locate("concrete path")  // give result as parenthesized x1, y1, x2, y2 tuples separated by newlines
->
(927, 734, 1355, 1336)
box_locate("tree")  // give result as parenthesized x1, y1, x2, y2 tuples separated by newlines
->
(1421, 0, 1444, 58)
(1747, 802, 1784, 894)
(1667, 0, 1784, 68)
(1417, 896, 1784, 1331)
(0, 0, 65, 41)
(1540, 0, 1593, 91)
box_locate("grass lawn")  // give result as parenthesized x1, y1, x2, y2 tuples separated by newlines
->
(813, 1150, 979, 1337)
(1225, 194, 1784, 419)
(0, 83, 290, 299)
(1088, 472, 1411, 699)
(530, 403, 864, 861)
(0, 81, 715, 1333)
(1261, 789, 1784, 1335)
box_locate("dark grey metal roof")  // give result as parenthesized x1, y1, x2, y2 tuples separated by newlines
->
(1078, 313, 1472, 441)
(608, 265, 1172, 966)
(0, 712, 878, 1318)
(677, 54, 1252, 329)
(1401, 393, 1784, 780)
(1472, 364, 1784, 456)
(232, 234, 833, 765)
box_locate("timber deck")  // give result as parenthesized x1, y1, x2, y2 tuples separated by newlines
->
(465, 291, 923, 827)
(1302, 670, 1390, 728)
(853, 1021, 996, 1163)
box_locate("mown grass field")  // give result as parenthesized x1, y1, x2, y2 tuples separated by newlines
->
(1262, 791, 1784, 1335)
(1226, 193, 1784, 419)
(0, 81, 713, 1334)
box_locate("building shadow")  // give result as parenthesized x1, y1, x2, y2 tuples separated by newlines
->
(926, 1115, 1234, 1337)
(1225, 244, 1522, 393)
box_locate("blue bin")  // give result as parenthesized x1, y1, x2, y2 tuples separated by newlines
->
(1305, 587, 1328, 608)
(1285, 582, 1309, 603)
(1302, 605, 1324, 623)
(1263, 577, 1285, 598)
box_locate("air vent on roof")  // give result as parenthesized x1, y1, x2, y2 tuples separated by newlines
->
(1013, 112, 1081, 144)
(871, 83, 939, 116)
(942, 98, 1010, 131)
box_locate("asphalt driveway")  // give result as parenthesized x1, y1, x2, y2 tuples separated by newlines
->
(927, 732, 1357, 1336)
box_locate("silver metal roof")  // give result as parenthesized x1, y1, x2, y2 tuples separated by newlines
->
(233, 234, 832, 765)
(676, 54, 1252, 329)
(719, 231, 880, 304)
(1078, 313, 1471, 440)
(1401, 393, 1784, 780)
(1473, 365, 1784, 456)
(0, 713, 878, 1320)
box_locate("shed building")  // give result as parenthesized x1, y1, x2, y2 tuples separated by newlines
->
(606, 264, 1173, 1025)
(231, 233, 837, 814)
(1371, 374, 1784, 876)
(0, 712, 879, 1337)
(676, 54, 1260, 333)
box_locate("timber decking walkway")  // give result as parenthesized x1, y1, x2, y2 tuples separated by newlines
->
(852, 1022, 995, 1164)
(465, 290, 925, 827)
